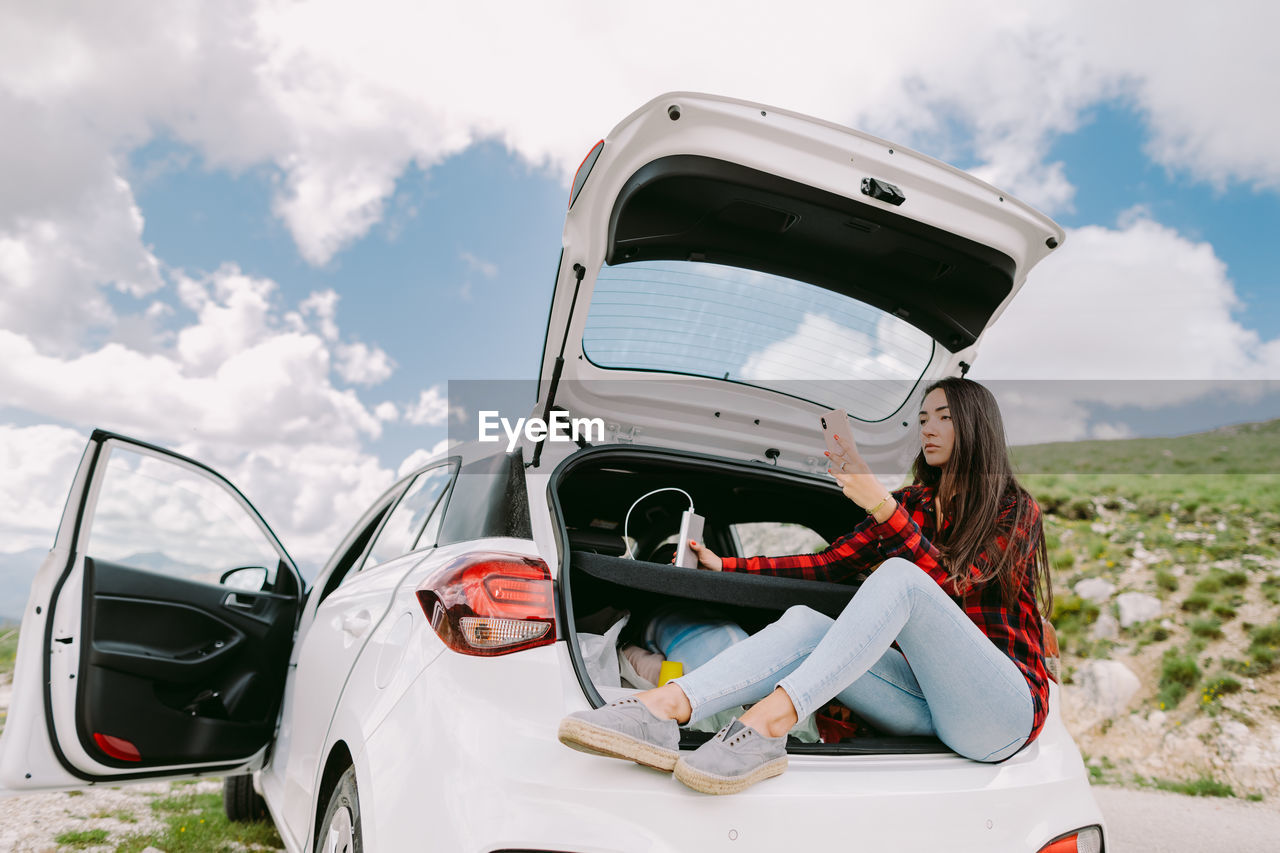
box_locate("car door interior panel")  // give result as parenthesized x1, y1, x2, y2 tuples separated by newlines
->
(75, 558, 299, 767)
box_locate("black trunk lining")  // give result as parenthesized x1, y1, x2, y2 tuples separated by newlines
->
(573, 550, 858, 617)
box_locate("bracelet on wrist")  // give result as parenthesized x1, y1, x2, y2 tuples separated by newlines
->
(863, 493, 893, 515)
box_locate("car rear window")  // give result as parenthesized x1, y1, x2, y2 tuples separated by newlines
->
(582, 260, 935, 420)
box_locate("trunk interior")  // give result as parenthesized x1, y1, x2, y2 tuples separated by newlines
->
(553, 446, 951, 756)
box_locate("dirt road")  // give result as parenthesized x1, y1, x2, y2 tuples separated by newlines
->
(1094, 786, 1280, 852)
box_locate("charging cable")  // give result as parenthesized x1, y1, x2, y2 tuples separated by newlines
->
(622, 487, 694, 560)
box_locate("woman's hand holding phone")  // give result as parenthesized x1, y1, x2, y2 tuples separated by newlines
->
(823, 420, 896, 521)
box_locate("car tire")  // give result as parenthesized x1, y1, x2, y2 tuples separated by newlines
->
(318, 766, 363, 853)
(223, 773, 268, 823)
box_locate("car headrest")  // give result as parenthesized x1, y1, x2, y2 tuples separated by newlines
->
(567, 527, 628, 557)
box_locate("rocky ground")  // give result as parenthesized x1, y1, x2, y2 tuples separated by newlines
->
(1049, 495, 1280, 803)
(0, 673, 282, 852)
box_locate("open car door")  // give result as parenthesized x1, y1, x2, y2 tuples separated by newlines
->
(0, 430, 302, 791)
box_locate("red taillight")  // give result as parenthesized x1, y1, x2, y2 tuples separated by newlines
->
(416, 552, 556, 656)
(1040, 839, 1076, 853)
(1038, 826, 1103, 853)
(93, 732, 141, 762)
(568, 140, 604, 209)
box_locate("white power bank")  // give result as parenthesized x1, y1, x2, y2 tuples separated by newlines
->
(674, 509, 705, 569)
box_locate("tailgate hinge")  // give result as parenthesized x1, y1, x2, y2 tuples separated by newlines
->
(609, 423, 642, 444)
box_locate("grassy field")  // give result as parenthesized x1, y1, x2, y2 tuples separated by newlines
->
(0, 627, 16, 676)
(1012, 418, 1280, 798)
(1013, 419, 1280, 518)
(112, 784, 283, 852)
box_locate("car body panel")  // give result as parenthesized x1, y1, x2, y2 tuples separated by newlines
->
(275, 548, 430, 846)
(357, 644, 1103, 852)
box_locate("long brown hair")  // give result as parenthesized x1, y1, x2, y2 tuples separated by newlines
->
(910, 377, 1052, 614)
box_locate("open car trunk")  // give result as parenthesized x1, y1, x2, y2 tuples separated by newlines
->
(553, 445, 951, 756)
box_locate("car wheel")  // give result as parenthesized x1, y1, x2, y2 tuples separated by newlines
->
(319, 766, 363, 853)
(223, 773, 268, 823)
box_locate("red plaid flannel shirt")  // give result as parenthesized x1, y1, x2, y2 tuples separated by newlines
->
(720, 483, 1049, 743)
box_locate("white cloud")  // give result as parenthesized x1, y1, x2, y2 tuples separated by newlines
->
(395, 437, 455, 478)
(336, 341, 395, 385)
(1071, 2, 1280, 192)
(176, 267, 276, 375)
(988, 391, 1095, 446)
(0, 424, 89, 552)
(740, 312, 935, 419)
(210, 440, 396, 570)
(460, 250, 497, 279)
(374, 401, 399, 421)
(456, 251, 497, 303)
(0, 266, 385, 449)
(0, 422, 397, 570)
(0, 175, 162, 354)
(3, 1, 1278, 274)
(976, 215, 1280, 381)
(973, 213, 1280, 443)
(237, 0, 1277, 250)
(299, 289, 340, 341)
(403, 386, 449, 426)
(1090, 422, 1135, 441)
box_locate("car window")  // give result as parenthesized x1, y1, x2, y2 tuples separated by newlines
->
(363, 463, 455, 569)
(412, 464, 456, 551)
(729, 522, 827, 558)
(583, 260, 935, 421)
(85, 445, 281, 588)
(314, 498, 398, 605)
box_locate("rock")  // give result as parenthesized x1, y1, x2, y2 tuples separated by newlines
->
(1148, 710, 1167, 728)
(1090, 610, 1119, 640)
(1072, 659, 1141, 722)
(1074, 577, 1116, 603)
(1116, 592, 1162, 628)
(1221, 721, 1250, 740)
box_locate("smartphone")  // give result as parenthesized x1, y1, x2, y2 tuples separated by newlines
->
(674, 509, 705, 569)
(819, 407, 849, 461)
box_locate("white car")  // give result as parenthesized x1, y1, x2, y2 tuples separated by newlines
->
(0, 92, 1105, 852)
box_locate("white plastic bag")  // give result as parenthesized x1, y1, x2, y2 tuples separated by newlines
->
(577, 611, 630, 689)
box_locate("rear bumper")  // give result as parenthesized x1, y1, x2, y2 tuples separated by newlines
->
(354, 643, 1103, 852)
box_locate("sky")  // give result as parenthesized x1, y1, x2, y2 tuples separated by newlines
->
(2, 0, 1279, 574)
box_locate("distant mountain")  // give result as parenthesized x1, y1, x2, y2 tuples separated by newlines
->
(0, 548, 228, 626)
(114, 550, 226, 582)
(1011, 417, 1280, 476)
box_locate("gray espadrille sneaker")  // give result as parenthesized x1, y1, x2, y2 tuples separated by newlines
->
(557, 696, 681, 771)
(673, 718, 788, 794)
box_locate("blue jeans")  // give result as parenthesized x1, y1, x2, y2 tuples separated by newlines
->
(670, 557, 1035, 762)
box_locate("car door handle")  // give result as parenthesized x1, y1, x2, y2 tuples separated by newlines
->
(341, 610, 373, 638)
(224, 593, 257, 610)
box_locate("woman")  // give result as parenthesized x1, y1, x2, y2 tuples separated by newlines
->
(558, 377, 1052, 795)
